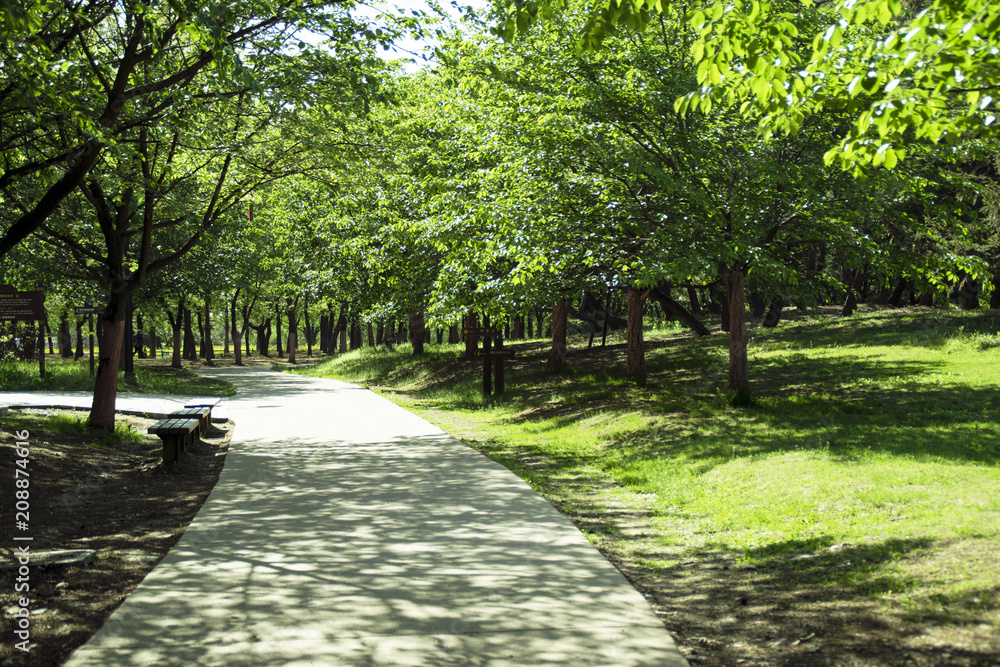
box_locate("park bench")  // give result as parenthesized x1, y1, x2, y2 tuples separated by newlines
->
(169, 406, 211, 435)
(148, 418, 200, 464)
(185, 397, 222, 423)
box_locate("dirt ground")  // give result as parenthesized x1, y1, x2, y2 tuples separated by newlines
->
(0, 408, 231, 667)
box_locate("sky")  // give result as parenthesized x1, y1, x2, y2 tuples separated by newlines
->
(352, 0, 491, 70)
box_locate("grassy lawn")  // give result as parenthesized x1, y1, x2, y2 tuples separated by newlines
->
(296, 307, 1000, 661)
(0, 358, 236, 396)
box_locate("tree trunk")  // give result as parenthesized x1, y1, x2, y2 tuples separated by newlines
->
(367, 323, 375, 348)
(230, 291, 243, 367)
(351, 318, 362, 349)
(204, 293, 214, 364)
(287, 297, 298, 364)
(842, 267, 864, 316)
(482, 315, 492, 396)
(168, 298, 184, 369)
(149, 325, 157, 360)
(888, 278, 908, 307)
(334, 304, 347, 352)
(252, 318, 272, 356)
(58, 313, 73, 358)
(320, 314, 330, 353)
(275, 302, 284, 358)
(547, 299, 571, 371)
(122, 294, 135, 380)
(464, 311, 478, 358)
(626, 287, 647, 384)
(687, 285, 701, 315)
(714, 285, 730, 331)
(74, 317, 85, 360)
(722, 266, 750, 395)
(762, 296, 783, 328)
(958, 276, 980, 310)
(650, 286, 710, 336)
(89, 317, 125, 431)
(223, 306, 230, 356)
(182, 308, 196, 360)
(135, 311, 146, 358)
(303, 295, 313, 356)
(196, 309, 205, 359)
(748, 292, 768, 320)
(381, 321, 393, 351)
(410, 309, 425, 355)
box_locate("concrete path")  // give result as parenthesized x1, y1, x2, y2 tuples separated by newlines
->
(65, 367, 687, 666)
(0, 391, 229, 421)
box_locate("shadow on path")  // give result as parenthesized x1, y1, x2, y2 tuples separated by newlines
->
(66, 367, 686, 666)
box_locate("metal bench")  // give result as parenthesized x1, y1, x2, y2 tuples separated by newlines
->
(148, 418, 199, 464)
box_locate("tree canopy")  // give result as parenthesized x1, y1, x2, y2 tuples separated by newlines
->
(496, 0, 1000, 171)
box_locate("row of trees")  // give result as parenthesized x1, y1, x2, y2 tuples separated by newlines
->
(1, 0, 998, 429)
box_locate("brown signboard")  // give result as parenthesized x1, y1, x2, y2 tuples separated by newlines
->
(475, 349, 516, 358)
(463, 327, 501, 337)
(0, 284, 44, 321)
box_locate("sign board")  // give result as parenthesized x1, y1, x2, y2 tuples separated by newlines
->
(476, 349, 516, 358)
(0, 284, 44, 321)
(75, 306, 106, 315)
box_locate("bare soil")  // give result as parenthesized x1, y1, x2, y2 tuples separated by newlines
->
(0, 409, 231, 667)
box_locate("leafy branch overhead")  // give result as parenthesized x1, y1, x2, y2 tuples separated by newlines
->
(496, 0, 1000, 171)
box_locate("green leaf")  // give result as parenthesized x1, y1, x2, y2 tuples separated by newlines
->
(692, 41, 705, 64)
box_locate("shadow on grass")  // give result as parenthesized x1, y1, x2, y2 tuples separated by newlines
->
(752, 308, 1000, 351)
(472, 339, 1000, 469)
(654, 534, 998, 662)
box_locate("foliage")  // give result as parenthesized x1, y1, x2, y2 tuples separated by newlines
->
(497, 0, 1000, 170)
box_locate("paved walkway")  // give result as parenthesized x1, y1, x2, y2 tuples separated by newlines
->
(0, 391, 229, 421)
(64, 367, 687, 666)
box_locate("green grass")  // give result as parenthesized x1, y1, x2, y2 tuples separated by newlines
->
(0, 358, 236, 396)
(0, 410, 147, 445)
(298, 307, 1000, 626)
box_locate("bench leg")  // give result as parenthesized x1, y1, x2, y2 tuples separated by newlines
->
(162, 435, 180, 464)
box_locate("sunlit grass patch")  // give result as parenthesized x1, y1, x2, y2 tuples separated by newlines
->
(0, 358, 235, 396)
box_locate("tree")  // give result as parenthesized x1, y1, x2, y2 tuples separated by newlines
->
(497, 0, 1000, 171)
(0, 0, 375, 258)
(16, 36, 390, 429)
